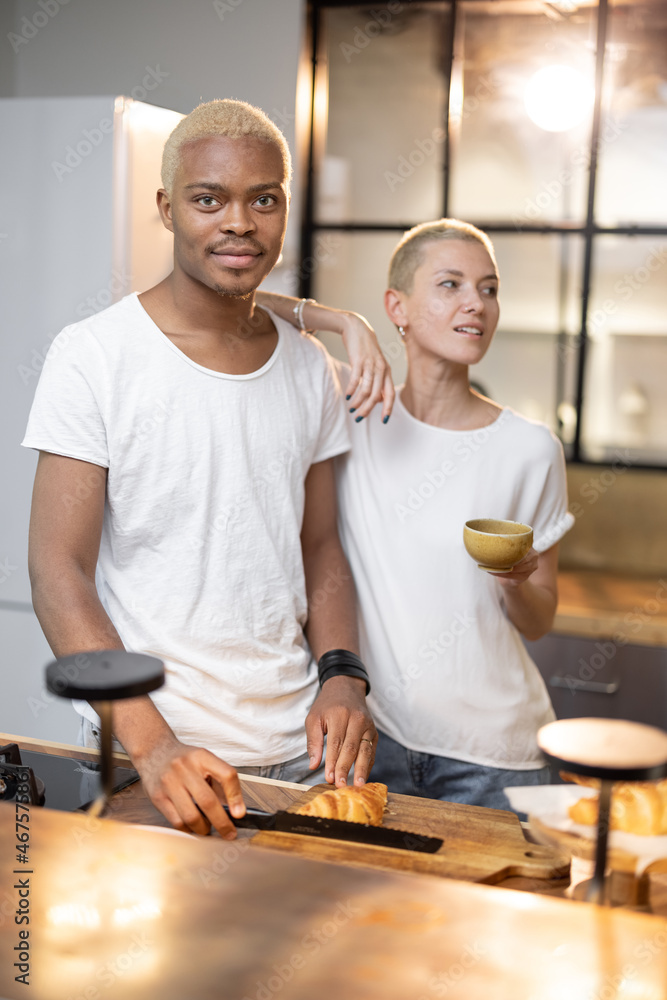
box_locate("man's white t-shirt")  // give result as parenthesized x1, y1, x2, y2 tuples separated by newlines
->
(335, 377, 574, 769)
(22, 293, 350, 766)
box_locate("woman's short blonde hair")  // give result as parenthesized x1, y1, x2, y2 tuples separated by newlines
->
(388, 218, 497, 294)
(161, 99, 292, 197)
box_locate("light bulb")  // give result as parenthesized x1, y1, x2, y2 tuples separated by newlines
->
(524, 65, 594, 132)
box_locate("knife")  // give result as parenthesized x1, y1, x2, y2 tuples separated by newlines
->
(223, 804, 443, 854)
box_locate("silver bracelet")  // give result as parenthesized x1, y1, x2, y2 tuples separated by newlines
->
(293, 297, 317, 332)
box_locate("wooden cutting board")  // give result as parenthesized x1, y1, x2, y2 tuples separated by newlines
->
(250, 783, 570, 884)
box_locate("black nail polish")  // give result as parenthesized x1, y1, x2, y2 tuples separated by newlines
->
(349, 408, 356, 413)
(383, 415, 390, 424)
(345, 394, 351, 400)
(355, 415, 364, 423)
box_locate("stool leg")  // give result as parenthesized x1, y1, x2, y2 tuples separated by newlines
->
(587, 778, 613, 904)
(87, 701, 113, 818)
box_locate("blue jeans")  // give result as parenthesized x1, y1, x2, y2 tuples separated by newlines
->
(78, 716, 326, 785)
(370, 729, 552, 816)
(236, 750, 326, 786)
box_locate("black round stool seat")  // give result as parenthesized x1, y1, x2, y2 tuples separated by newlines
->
(538, 717, 667, 783)
(45, 650, 165, 701)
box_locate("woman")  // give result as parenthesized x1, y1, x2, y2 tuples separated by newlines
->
(271, 219, 573, 810)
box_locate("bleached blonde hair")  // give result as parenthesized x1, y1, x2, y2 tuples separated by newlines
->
(161, 99, 292, 196)
(388, 218, 497, 294)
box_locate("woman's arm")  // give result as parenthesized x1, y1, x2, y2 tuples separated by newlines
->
(494, 543, 560, 641)
(256, 291, 395, 422)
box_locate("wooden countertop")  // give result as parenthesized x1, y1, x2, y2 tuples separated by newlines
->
(0, 733, 570, 888)
(554, 570, 667, 646)
(7, 733, 667, 914)
(2, 800, 667, 1000)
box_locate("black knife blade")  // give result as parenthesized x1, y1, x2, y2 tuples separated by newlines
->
(223, 805, 443, 854)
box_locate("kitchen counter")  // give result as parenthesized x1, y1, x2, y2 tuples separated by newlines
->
(2, 788, 667, 999)
(6, 734, 667, 910)
(5, 734, 667, 998)
(555, 570, 667, 646)
(0, 733, 570, 889)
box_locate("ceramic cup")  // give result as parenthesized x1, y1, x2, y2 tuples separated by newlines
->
(463, 518, 533, 572)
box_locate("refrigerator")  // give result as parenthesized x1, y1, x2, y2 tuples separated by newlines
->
(0, 96, 183, 743)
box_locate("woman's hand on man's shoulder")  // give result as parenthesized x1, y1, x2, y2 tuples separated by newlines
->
(340, 311, 395, 425)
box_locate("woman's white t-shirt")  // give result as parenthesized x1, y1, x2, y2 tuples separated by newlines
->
(335, 378, 574, 769)
(22, 294, 350, 766)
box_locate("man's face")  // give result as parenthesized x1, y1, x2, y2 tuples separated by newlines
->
(161, 134, 289, 298)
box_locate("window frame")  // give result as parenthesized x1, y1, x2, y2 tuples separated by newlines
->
(301, 0, 667, 469)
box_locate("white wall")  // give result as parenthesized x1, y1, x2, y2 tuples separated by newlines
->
(9, 0, 303, 116)
(5, 0, 305, 272)
(0, 3, 16, 95)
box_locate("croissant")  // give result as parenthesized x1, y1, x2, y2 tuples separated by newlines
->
(561, 772, 667, 836)
(293, 782, 388, 826)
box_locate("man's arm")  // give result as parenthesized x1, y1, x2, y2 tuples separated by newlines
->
(300, 458, 377, 787)
(28, 452, 245, 836)
(255, 291, 395, 422)
(494, 544, 560, 641)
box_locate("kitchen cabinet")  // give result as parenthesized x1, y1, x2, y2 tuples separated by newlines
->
(525, 632, 667, 730)
(525, 570, 667, 729)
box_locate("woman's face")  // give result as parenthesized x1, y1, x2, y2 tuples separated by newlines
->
(395, 239, 500, 368)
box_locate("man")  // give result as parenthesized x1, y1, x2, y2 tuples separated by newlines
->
(23, 99, 386, 838)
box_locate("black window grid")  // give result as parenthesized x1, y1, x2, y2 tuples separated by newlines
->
(300, 0, 667, 469)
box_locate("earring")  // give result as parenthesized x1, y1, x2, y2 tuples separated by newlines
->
(398, 326, 405, 337)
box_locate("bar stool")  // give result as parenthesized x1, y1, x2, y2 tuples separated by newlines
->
(46, 650, 164, 817)
(538, 718, 667, 904)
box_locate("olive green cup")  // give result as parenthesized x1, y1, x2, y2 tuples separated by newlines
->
(463, 518, 533, 572)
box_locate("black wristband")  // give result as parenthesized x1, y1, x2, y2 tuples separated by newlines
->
(317, 649, 370, 696)
(319, 663, 370, 690)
